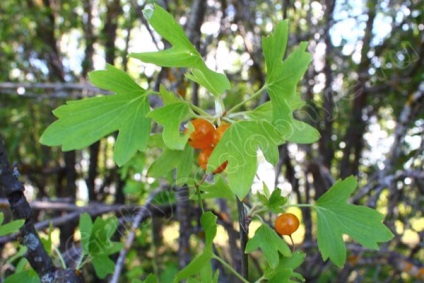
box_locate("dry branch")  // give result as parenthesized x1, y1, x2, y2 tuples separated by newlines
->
(0, 137, 85, 283)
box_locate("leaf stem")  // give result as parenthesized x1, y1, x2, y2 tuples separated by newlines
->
(194, 173, 208, 213)
(212, 254, 250, 283)
(227, 84, 267, 115)
(190, 104, 212, 117)
(52, 245, 67, 269)
(76, 254, 89, 270)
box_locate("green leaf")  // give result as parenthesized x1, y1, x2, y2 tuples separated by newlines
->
(174, 212, 217, 282)
(92, 255, 115, 279)
(148, 145, 194, 185)
(148, 133, 166, 148)
(7, 246, 27, 264)
(176, 145, 195, 185)
(84, 216, 123, 279)
(142, 274, 158, 283)
(147, 101, 191, 150)
(159, 85, 179, 105)
(40, 64, 151, 166)
(247, 101, 272, 121)
(185, 67, 230, 97)
(262, 182, 271, 198)
(15, 258, 29, 273)
(79, 213, 93, 255)
(197, 175, 236, 200)
(256, 187, 287, 213)
(89, 64, 144, 95)
(208, 120, 281, 198)
(201, 211, 217, 250)
(134, 4, 200, 67)
(267, 188, 288, 213)
(174, 252, 212, 283)
(245, 224, 291, 269)
(286, 120, 321, 144)
(264, 251, 305, 283)
(89, 216, 123, 256)
(4, 269, 40, 283)
(40, 222, 54, 255)
(314, 176, 394, 267)
(0, 216, 24, 237)
(262, 21, 319, 144)
(130, 4, 230, 97)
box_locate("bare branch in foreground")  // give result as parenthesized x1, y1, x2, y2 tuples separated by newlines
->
(0, 137, 85, 283)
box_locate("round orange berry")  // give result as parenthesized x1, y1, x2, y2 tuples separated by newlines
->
(212, 122, 230, 146)
(186, 119, 216, 149)
(274, 213, 300, 236)
(197, 147, 228, 174)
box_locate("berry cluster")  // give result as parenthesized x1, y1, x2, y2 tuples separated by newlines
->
(186, 119, 229, 173)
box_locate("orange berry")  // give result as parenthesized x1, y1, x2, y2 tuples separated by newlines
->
(197, 147, 228, 174)
(198, 147, 213, 170)
(212, 122, 230, 146)
(274, 213, 300, 236)
(186, 119, 216, 149)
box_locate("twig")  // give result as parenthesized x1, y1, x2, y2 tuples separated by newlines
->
(110, 187, 171, 283)
(176, 184, 192, 270)
(0, 82, 111, 99)
(0, 201, 134, 244)
(236, 197, 249, 280)
(0, 137, 84, 282)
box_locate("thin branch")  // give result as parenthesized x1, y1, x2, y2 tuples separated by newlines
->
(0, 137, 84, 283)
(0, 82, 111, 99)
(236, 197, 249, 280)
(0, 199, 173, 244)
(110, 187, 173, 283)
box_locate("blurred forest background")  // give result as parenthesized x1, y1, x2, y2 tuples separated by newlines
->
(0, 0, 423, 282)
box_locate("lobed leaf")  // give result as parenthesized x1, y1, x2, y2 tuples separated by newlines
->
(89, 216, 123, 256)
(314, 176, 394, 267)
(208, 120, 281, 198)
(201, 211, 218, 250)
(147, 145, 194, 186)
(129, 4, 230, 97)
(40, 65, 151, 166)
(262, 21, 320, 144)
(91, 255, 115, 279)
(245, 224, 291, 269)
(263, 251, 305, 283)
(147, 101, 191, 150)
(174, 212, 217, 282)
(197, 175, 235, 201)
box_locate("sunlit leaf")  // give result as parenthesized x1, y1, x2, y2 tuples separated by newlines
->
(40, 64, 151, 166)
(208, 120, 281, 198)
(314, 176, 394, 267)
(129, 4, 230, 97)
(147, 101, 191, 150)
(262, 20, 319, 144)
